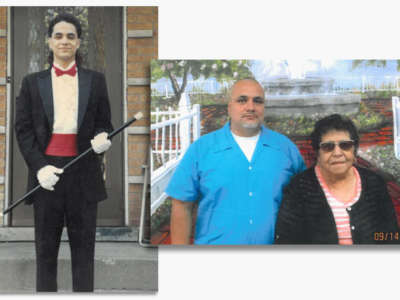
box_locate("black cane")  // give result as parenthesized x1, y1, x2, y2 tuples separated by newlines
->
(3, 112, 143, 215)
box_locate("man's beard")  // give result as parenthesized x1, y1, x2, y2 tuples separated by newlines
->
(241, 121, 261, 129)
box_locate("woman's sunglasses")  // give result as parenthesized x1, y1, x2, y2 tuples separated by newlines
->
(319, 140, 355, 152)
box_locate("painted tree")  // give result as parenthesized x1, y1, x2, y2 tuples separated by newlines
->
(151, 60, 253, 104)
(352, 59, 400, 92)
(352, 59, 400, 70)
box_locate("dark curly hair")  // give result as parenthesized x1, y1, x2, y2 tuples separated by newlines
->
(310, 114, 359, 155)
(47, 13, 83, 66)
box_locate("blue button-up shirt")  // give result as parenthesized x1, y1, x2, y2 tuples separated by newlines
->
(166, 122, 306, 245)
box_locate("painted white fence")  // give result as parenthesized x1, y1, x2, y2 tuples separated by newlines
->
(152, 79, 232, 98)
(153, 76, 400, 96)
(150, 93, 201, 214)
(332, 75, 400, 93)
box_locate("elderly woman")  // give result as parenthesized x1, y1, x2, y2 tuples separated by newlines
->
(275, 114, 400, 244)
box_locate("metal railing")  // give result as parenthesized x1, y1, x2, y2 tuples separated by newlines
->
(150, 102, 201, 214)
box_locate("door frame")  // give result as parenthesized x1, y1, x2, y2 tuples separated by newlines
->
(122, 7, 129, 226)
(3, 6, 12, 226)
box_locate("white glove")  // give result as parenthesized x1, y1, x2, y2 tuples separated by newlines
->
(37, 165, 64, 191)
(91, 132, 112, 154)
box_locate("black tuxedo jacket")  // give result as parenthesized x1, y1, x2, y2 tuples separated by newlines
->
(15, 67, 114, 204)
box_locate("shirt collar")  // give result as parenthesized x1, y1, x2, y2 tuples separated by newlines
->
(257, 124, 286, 151)
(53, 60, 77, 71)
(213, 122, 284, 152)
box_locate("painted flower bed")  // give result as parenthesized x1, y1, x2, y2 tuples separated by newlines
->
(358, 145, 400, 184)
(200, 102, 387, 137)
(265, 102, 387, 137)
(151, 198, 172, 237)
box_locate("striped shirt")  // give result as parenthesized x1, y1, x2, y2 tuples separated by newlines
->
(315, 165, 362, 245)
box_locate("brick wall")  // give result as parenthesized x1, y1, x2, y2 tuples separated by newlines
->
(0, 7, 7, 223)
(126, 7, 158, 226)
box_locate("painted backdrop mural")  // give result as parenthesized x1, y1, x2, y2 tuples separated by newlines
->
(150, 59, 400, 244)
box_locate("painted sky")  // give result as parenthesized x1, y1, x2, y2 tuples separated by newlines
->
(152, 60, 400, 95)
(251, 59, 400, 89)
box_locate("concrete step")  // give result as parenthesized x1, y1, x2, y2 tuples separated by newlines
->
(0, 242, 158, 292)
(0, 227, 139, 242)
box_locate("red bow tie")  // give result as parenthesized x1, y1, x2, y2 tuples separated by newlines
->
(53, 64, 77, 77)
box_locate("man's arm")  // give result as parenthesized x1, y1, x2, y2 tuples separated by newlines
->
(15, 76, 48, 173)
(94, 73, 113, 136)
(170, 198, 194, 245)
(89, 73, 114, 154)
(275, 179, 306, 244)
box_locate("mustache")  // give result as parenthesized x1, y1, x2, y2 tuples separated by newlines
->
(241, 114, 258, 118)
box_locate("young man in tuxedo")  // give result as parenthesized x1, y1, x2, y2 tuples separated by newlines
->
(15, 13, 113, 292)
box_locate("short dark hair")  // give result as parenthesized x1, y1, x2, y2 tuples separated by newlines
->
(310, 114, 359, 154)
(47, 13, 83, 66)
(48, 13, 82, 38)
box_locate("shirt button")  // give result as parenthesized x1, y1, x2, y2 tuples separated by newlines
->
(351, 225, 355, 230)
(249, 192, 253, 196)
(249, 166, 252, 170)
(347, 207, 352, 212)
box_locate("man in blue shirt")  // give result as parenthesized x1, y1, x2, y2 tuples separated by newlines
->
(166, 78, 306, 245)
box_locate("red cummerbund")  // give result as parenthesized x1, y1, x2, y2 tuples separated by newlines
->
(45, 134, 78, 157)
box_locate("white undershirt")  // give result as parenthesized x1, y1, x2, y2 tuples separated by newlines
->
(231, 131, 260, 162)
(51, 61, 79, 134)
